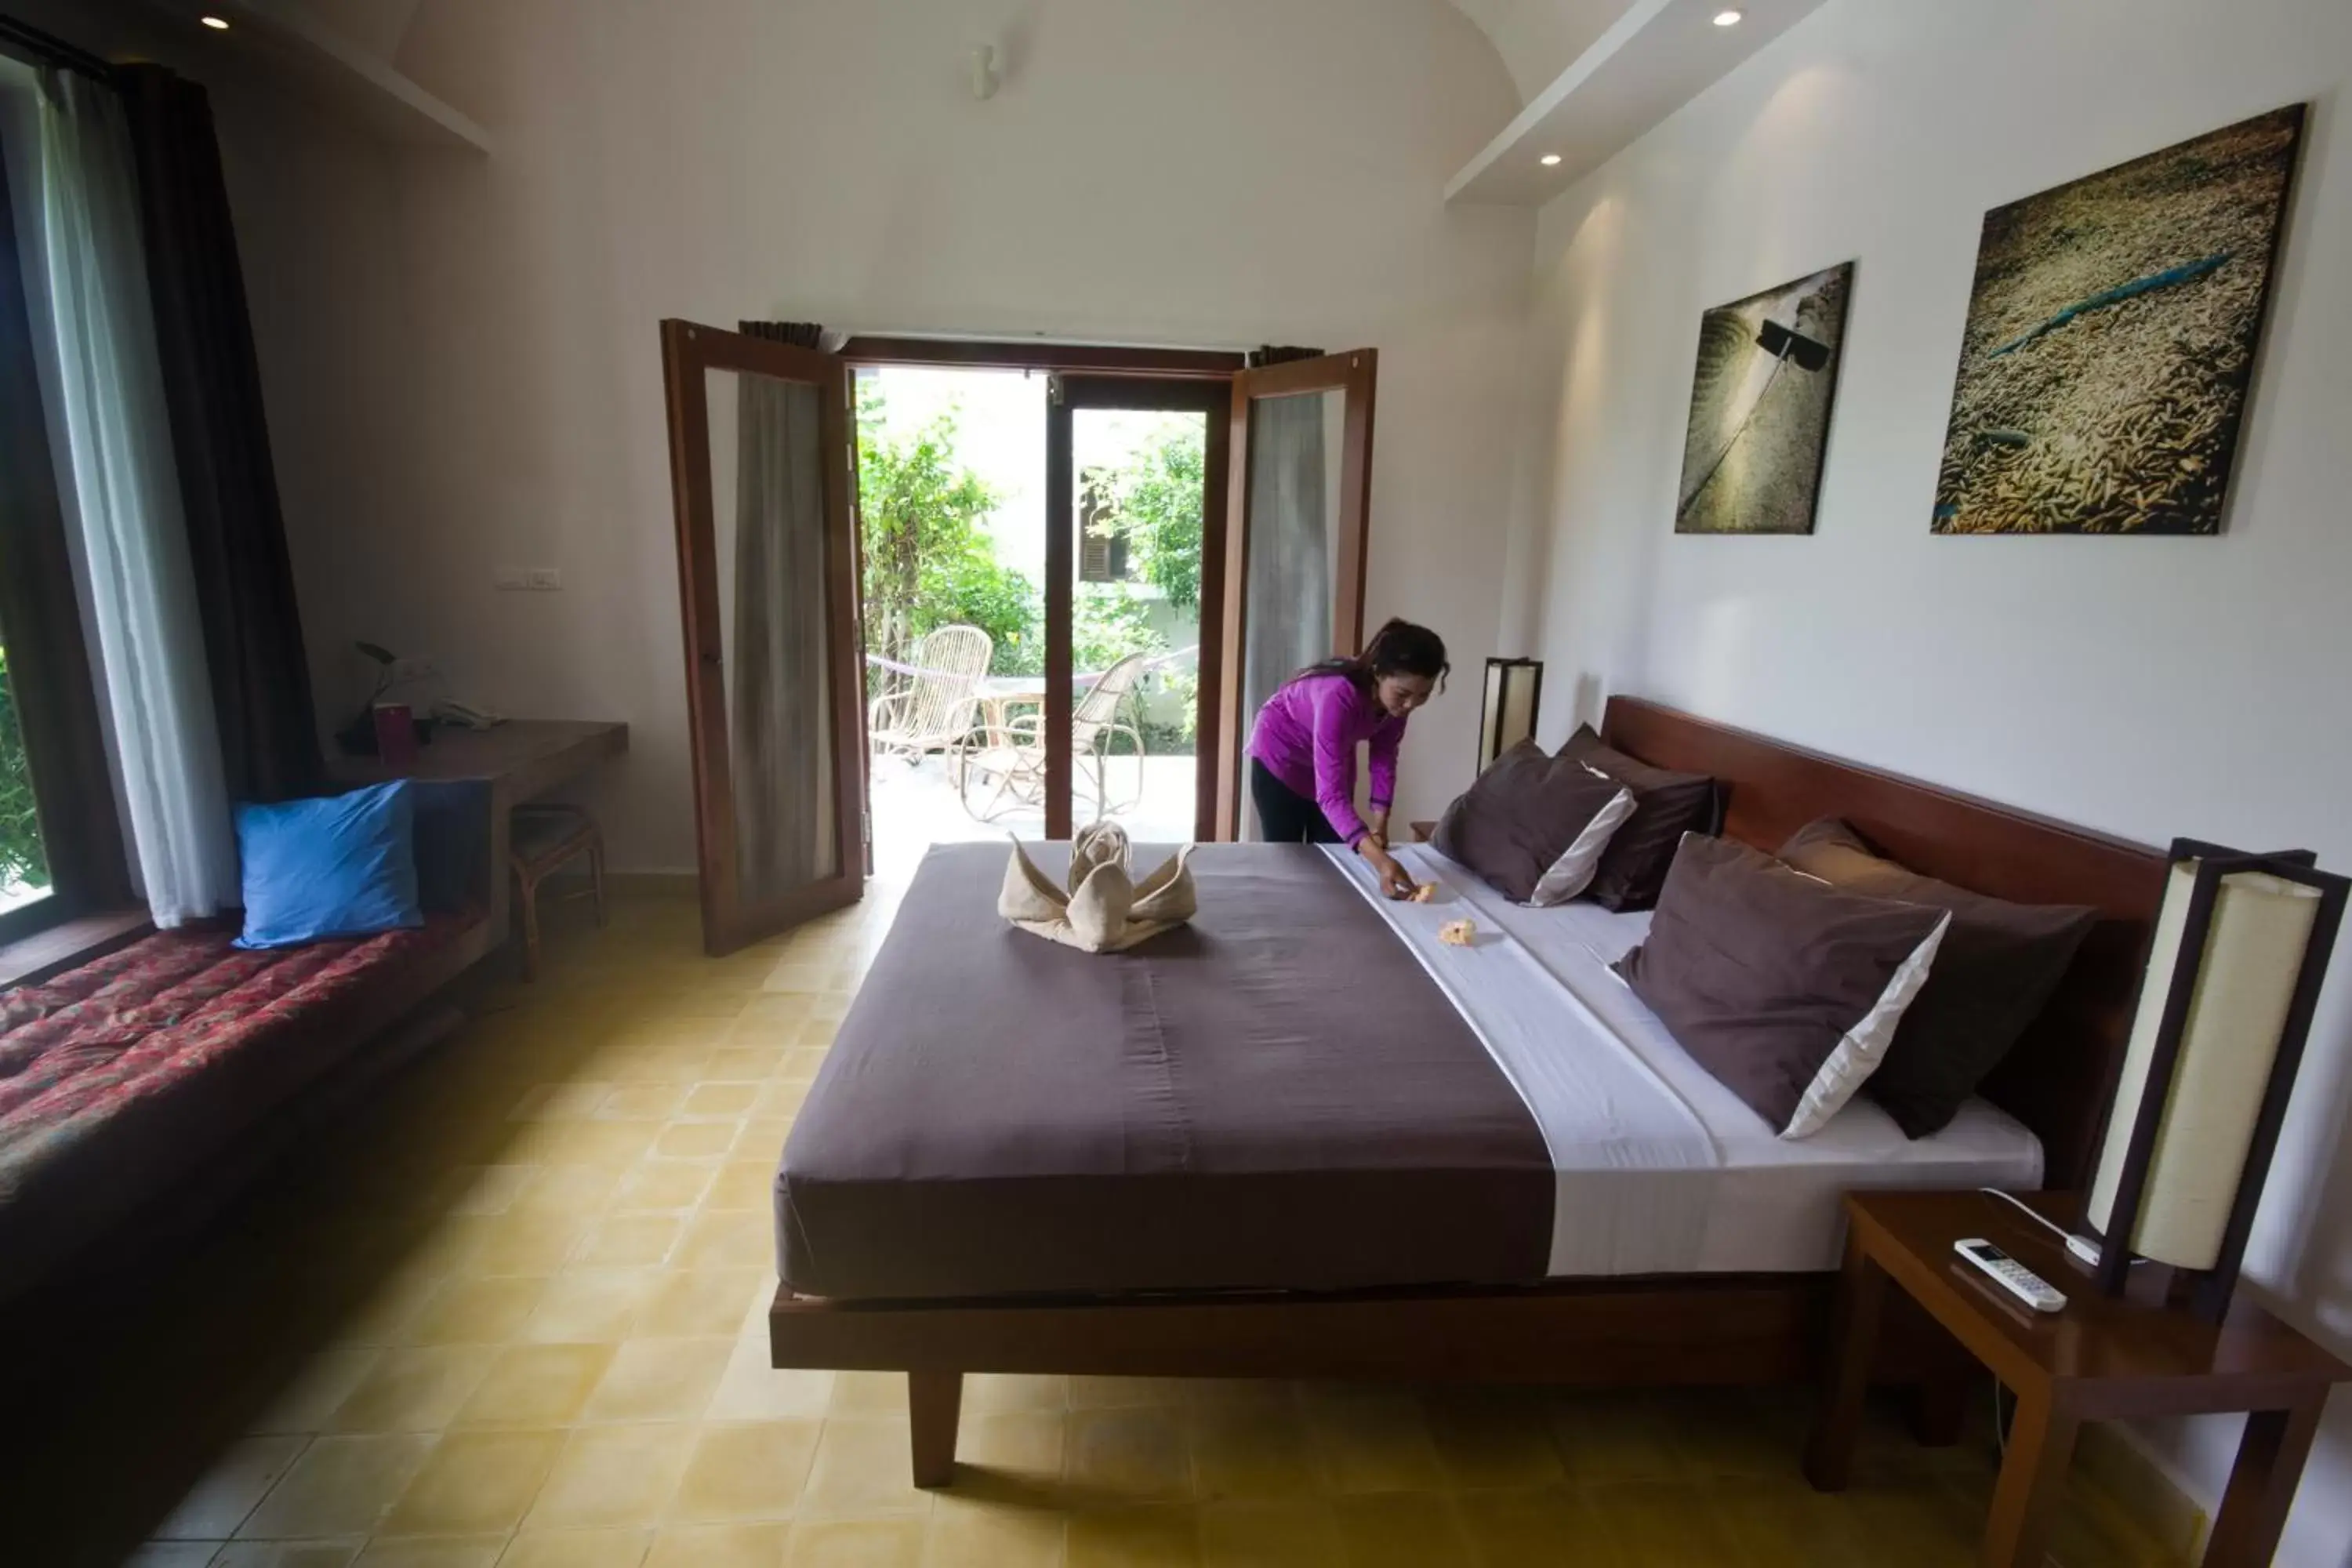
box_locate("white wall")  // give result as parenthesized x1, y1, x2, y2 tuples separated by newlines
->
(221, 0, 1535, 868)
(1513, 0, 2352, 1556)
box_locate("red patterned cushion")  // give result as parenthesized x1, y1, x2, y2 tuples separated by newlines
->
(0, 914, 473, 1196)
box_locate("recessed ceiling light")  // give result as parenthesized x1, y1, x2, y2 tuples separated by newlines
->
(1540, 154, 1563, 166)
(1713, 9, 1744, 25)
(199, 13, 230, 28)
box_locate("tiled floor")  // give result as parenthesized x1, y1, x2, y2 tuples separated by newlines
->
(13, 880, 2180, 1566)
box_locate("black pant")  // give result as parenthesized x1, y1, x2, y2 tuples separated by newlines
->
(1250, 760, 1341, 844)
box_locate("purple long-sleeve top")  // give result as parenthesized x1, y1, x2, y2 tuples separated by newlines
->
(1247, 672, 1403, 844)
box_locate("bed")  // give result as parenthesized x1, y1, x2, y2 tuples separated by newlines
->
(768, 698, 2168, 1486)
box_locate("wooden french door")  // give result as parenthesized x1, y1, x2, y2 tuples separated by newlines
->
(1213, 350, 1379, 839)
(659, 320, 866, 954)
(1044, 375, 1232, 841)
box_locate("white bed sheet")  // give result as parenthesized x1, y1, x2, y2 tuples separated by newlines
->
(1326, 844, 2045, 1276)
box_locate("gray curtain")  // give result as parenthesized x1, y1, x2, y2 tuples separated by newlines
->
(730, 372, 833, 902)
(1239, 391, 1333, 837)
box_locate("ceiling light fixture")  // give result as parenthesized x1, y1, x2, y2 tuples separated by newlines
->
(200, 13, 230, 28)
(1713, 9, 1744, 25)
(1540, 153, 1563, 166)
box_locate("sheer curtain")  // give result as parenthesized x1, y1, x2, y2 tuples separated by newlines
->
(38, 71, 234, 925)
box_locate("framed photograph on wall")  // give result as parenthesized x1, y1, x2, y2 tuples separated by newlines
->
(1674, 262, 1854, 535)
(1932, 104, 2307, 535)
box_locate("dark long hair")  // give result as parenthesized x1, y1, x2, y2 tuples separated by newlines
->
(1289, 618, 1449, 696)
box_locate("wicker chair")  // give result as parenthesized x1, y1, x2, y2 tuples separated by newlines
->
(868, 625, 992, 764)
(958, 652, 1152, 823)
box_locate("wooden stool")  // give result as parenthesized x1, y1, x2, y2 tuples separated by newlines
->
(509, 804, 606, 980)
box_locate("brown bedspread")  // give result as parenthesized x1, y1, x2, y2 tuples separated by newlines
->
(775, 843, 1554, 1301)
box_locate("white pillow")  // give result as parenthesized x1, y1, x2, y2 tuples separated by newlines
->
(1781, 912, 1953, 1138)
(1527, 787, 1637, 906)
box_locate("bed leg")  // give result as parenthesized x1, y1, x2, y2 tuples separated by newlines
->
(908, 1371, 964, 1488)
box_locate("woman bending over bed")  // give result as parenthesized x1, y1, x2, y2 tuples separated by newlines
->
(1246, 618, 1446, 898)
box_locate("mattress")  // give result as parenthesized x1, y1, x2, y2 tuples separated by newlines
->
(1342, 844, 2045, 1276)
(775, 843, 1555, 1301)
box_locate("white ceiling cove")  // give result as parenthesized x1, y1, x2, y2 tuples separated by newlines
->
(1444, 0, 1641, 104)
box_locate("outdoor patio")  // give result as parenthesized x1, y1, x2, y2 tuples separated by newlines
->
(869, 750, 1202, 883)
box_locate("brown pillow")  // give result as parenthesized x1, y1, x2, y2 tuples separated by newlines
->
(1432, 741, 1638, 905)
(1614, 835, 1950, 1138)
(1779, 818, 2100, 1138)
(1556, 726, 1719, 911)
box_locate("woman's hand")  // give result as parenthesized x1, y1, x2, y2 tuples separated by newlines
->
(1357, 838, 1417, 900)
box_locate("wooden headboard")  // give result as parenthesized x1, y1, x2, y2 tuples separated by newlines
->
(1599, 697, 2167, 1191)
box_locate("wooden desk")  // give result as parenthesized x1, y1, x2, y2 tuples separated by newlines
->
(1806, 1189, 2352, 1567)
(332, 720, 628, 944)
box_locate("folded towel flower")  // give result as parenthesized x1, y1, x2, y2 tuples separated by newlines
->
(999, 822, 1196, 953)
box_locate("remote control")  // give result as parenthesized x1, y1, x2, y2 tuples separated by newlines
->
(1954, 1238, 2066, 1313)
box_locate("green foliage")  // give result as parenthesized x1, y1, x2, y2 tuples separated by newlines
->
(1096, 423, 1206, 612)
(0, 645, 52, 894)
(856, 384, 1038, 677)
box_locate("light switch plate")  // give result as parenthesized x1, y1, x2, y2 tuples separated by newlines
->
(527, 567, 562, 591)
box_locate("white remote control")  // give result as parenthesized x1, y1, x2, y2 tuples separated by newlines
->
(1954, 1239, 2066, 1313)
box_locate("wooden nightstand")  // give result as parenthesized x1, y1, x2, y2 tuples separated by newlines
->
(1408, 819, 1436, 843)
(1806, 1189, 2352, 1567)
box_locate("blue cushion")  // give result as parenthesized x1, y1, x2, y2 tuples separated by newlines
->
(233, 781, 425, 949)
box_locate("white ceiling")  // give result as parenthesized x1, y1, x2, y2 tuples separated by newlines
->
(1444, 0, 1641, 103)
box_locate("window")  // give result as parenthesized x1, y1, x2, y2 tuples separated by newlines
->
(0, 101, 131, 946)
(1077, 468, 1130, 584)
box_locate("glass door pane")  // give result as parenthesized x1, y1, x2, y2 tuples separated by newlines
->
(1061, 405, 1207, 843)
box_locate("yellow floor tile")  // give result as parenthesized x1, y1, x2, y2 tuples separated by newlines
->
(615, 1160, 719, 1213)
(645, 1521, 793, 1568)
(328, 1345, 501, 1432)
(668, 1420, 823, 1522)
(1064, 1408, 1192, 1505)
(153, 1432, 309, 1539)
(383, 1426, 564, 1534)
(1195, 1500, 1343, 1568)
(673, 1206, 772, 1268)
(208, 1543, 365, 1567)
(1185, 1406, 1318, 1501)
(1298, 1389, 1445, 1495)
(1450, 1486, 1598, 1567)
(601, 1083, 690, 1120)
(351, 1537, 507, 1567)
(964, 1375, 1069, 1414)
(584, 1337, 734, 1423)
(446, 1164, 539, 1216)
(1420, 1388, 1567, 1490)
(1581, 1479, 1759, 1566)
(1329, 1494, 1474, 1566)
(454, 1342, 617, 1426)
(829, 1370, 909, 1415)
(655, 1120, 744, 1160)
(575, 1214, 687, 1269)
(469, 1210, 594, 1275)
(639, 1269, 769, 1338)
(708, 1158, 782, 1210)
(404, 1275, 550, 1345)
(683, 1082, 761, 1118)
(922, 1495, 1066, 1567)
(706, 1046, 788, 1081)
(529, 1424, 699, 1530)
(709, 1341, 836, 1421)
(1067, 1505, 1200, 1567)
(800, 1418, 931, 1518)
(237, 1432, 436, 1539)
(960, 1412, 1067, 1479)
(495, 1529, 655, 1568)
(249, 1345, 388, 1435)
(510, 1162, 625, 1216)
(786, 1515, 926, 1568)
(524, 1267, 659, 1341)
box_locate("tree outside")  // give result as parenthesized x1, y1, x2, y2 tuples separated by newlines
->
(0, 644, 53, 910)
(856, 381, 1203, 752)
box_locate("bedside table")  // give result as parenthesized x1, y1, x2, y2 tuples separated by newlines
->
(1806, 1189, 2352, 1567)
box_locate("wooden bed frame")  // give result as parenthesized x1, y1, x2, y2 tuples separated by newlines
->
(770, 697, 2170, 1486)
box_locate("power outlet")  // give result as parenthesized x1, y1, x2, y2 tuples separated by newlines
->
(388, 657, 437, 684)
(527, 567, 563, 592)
(492, 567, 530, 590)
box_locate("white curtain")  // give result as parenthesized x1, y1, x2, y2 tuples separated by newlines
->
(38, 71, 236, 926)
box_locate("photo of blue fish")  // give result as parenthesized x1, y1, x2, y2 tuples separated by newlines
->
(1933, 104, 2304, 535)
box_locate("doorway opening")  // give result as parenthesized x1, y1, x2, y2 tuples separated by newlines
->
(855, 365, 1212, 884)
